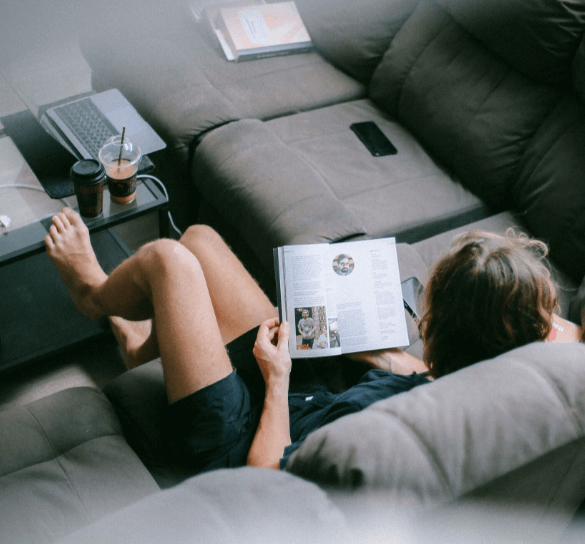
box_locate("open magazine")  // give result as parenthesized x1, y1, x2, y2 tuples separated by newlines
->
(274, 238, 409, 358)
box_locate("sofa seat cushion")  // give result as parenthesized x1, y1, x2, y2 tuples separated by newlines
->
(58, 467, 345, 544)
(369, 0, 562, 210)
(410, 211, 580, 318)
(0, 387, 159, 544)
(286, 341, 585, 517)
(194, 99, 491, 270)
(83, 22, 365, 165)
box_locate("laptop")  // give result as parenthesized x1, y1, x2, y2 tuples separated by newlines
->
(41, 89, 166, 161)
(1, 87, 166, 199)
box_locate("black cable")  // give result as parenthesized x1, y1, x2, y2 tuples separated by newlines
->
(137, 174, 183, 238)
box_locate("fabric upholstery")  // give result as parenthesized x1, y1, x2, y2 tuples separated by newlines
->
(295, 0, 418, 84)
(286, 342, 585, 514)
(58, 468, 345, 544)
(103, 359, 198, 489)
(368, 0, 562, 210)
(83, 19, 364, 166)
(573, 33, 585, 103)
(409, 212, 580, 318)
(512, 94, 585, 281)
(193, 117, 368, 269)
(194, 99, 491, 270)
(437, 0, 585, 87)
(0, 387, 158, 544)
(569, 274, 585, 326)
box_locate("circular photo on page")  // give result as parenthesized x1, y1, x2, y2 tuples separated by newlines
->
(333, 254, 354, 276)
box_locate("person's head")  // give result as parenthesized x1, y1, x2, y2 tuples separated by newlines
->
(302, 309, 309, 319)
(420, 230, 558, 379)
(336, 254, 352, 275)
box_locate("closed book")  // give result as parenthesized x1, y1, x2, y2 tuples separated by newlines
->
(219, 1, 313, 62)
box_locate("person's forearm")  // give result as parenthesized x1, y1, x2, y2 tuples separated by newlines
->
(247, 376, 291, 469)
(356, 349, 428, 375)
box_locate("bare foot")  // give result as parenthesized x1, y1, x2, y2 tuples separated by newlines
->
(109, 316, 160, 369)
(45, 208, 108, 320)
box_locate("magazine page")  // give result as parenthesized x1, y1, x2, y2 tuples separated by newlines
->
(203, 0, 266, 61)
(329, 238, 409, 354)
(275, 243, 342, 359)
(219, 1, 312, 61)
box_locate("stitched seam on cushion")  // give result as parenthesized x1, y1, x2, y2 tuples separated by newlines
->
(371, 407, 455, 499)
(265, 130, 367, 235)
(24, 407, 58, 458)
(209, 125, 361, 214)
(221, 55, 325, 84)
(514, 359, 584, 436)
(0, 434, 123, 478)
(22, 408, 90, 514)
(540, 441, 585, 514)
(1, 425, 120, 482)
(396, 3, 452, 118)
(264, 162, 366, 236)
(333, 172, 465, 198)
(514, 116, 573, 216)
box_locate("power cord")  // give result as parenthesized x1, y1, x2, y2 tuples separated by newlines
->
(0, 184, 72, 227)
(0, 177, 182, 239)
(137, 174, 183, 238)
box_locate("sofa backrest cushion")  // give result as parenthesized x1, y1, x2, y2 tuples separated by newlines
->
(368, 0, 561, 210)
(295, 0, 419, 84)
(512, 94, 585, 280)
(286, 342, 585, 514)
(573, 34, 585, 102)
(437, 0, 585, 87)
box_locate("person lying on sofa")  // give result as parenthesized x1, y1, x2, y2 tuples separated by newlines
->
(44, 208, 583, 472)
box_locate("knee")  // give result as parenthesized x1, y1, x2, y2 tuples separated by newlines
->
(136, 238, 202, 278)
(180, 224, 223, 251)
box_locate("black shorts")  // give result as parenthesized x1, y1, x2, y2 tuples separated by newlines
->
(164, 326, 265, 474)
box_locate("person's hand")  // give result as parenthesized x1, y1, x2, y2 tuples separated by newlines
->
(253, 318, 292, 385)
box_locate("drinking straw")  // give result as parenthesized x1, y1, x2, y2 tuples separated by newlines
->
(118, 126, 126, 165)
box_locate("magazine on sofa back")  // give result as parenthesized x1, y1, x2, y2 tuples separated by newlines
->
(204, 0, 313, 62)
(274, 238, 409, 358)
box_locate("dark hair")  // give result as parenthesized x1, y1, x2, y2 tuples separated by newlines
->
(420, 230, 558, 379)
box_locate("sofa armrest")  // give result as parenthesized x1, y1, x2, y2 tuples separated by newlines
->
(286, 341, 585, 525)
(0, 387, 158, 543)
(57, 467, 345, 544)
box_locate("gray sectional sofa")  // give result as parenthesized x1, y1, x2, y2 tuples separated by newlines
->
(3, 0, 585, 542)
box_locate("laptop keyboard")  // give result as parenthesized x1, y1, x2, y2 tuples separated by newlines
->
(53, 98, 118, 159)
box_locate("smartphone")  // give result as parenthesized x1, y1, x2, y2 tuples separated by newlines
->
(350, 121, 398, 157)
(401, 277, 423, 323)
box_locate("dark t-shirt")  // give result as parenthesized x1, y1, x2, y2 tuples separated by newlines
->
(280, 369, 430, 467)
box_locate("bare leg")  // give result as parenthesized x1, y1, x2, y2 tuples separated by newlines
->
(45, 209, 232, 403)
(179, 225, 277, 344)
(109, 225, 278, 366)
